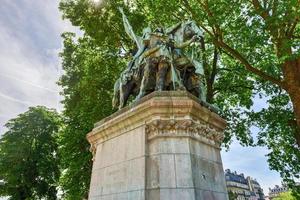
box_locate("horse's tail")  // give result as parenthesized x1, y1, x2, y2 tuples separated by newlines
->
(112, 78, 120, 109)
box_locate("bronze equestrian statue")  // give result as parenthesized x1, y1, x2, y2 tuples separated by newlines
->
(113, 8, 217, 111)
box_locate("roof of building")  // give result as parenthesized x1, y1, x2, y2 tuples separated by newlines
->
(251, 179, 260, 185)
(225, 169, 248, 185)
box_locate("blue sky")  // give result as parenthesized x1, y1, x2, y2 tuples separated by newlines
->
(0, 0, 282, 196)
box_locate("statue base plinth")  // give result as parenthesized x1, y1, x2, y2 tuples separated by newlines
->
(87, 91, 228, 200)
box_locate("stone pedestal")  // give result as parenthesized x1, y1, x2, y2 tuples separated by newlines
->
(87, 91, 228, 200)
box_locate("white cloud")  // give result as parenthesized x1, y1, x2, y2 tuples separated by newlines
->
(0, 0, 80, 134)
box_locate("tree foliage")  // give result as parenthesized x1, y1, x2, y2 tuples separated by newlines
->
(58, 0, 300, 197)
(228, 191, 238, 200)
(57, 32, 122, 199)
(0, 106, 61, 200)
(273, 191, 297, 200)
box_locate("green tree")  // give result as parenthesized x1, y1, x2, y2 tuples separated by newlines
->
(273, 191, 297, 200)
(0, 106, 61, 200)
(58, 0, 300, 197)
(228, 191, 238, 200)
(173, 0, 300, 188)
(57, 32, 122, 199)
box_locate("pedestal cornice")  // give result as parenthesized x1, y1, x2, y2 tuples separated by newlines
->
(87, 91, 226, 157)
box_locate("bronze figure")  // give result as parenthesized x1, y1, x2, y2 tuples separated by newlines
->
(113, 8, 217, 111)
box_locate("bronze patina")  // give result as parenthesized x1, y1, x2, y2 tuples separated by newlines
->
(113, 8, 217, 112)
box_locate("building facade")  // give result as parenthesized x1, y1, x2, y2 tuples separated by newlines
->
(247, 177, 265, 200)
(225, 169, 265, 200)
(268, 183, 289, 199)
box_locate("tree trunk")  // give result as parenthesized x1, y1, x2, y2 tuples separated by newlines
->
(290, 90, 300, 147)
(206, 47, 218, 104)
(283, 57, 300, 147)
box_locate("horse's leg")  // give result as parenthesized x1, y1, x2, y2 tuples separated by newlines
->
(199, 79, 206, 101)
(137, 66, 147, 100)
(174, 67, 185, 90)
(123, 82, 133, 105)
(119, 82, 125, 110)
(188, 73, 205, 100)
(172, 62, 187, 90)
(119, 81, 135, 109)
(156, 59, 169, 91)
(137, 58, 157, 99)
(112, 79, 120, 109)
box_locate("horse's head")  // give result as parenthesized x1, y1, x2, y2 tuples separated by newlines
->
(182, 21, 203, 41)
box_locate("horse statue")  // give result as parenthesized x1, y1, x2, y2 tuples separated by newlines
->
(136, 20, 206, 100)
(112, 8, 207, 110)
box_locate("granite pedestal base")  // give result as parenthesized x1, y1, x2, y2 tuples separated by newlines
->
(87, 91, 228, 200)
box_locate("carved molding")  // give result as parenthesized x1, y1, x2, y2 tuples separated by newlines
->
(145, 118, 224, 145)
(89, 143, 97, 161)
